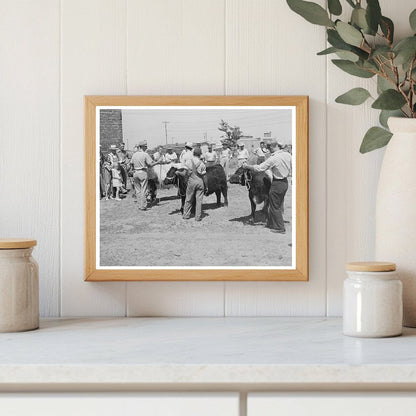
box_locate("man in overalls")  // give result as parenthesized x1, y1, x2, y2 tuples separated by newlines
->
(116, 142, 129, 192)
(130, 141, 160, 211)
(182, 147, 206, 222)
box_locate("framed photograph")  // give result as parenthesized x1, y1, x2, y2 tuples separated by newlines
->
(85, 96, 308, 281)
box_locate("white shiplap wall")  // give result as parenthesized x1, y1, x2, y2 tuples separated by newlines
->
(0, 0, 61, 316)
(1, 0, 413, 317)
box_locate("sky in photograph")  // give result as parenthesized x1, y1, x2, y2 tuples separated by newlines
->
(121, 107, 293, 150)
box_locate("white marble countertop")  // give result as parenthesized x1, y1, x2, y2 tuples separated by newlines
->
(1, 317, 416, 390)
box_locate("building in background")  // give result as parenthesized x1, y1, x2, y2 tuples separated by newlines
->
(100, 109, 123, 151)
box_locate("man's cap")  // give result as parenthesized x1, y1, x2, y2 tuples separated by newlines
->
(166, 146, 172, 150)
(237, 142, 244, 147)
(193, 147, 202, 156)
(185, 142, 193, 149)
(138, 140, 148, 147)
(109, 144, 118, 150)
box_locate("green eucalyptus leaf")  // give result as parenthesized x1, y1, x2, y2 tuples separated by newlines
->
(317, 46, 338, 55)
(363, 59, 379, 71)
(287, 0, 334, 27)
(332, 59, 375, 78)
(372, 45, 391, 58)
(372, 89, 407, 110)
(317, 46, 359, 61)
(328, 0, 342, 16)
(351, 7, 369, 32)
(327, 28, 351, 49)
(393, 36, 416, 67)
(327, 29, 369, 59)
(336, 21, 363, 47)
(379, 110, 402, 129)
(335, 87, 371, 105)
(377, 76, 393, 94)
(380, 16, 394, 43)
(410, 9, 416, 32)
(335, 50, 359, 62)
(366, 0, 382, 35)
(360, 127, 392, 153)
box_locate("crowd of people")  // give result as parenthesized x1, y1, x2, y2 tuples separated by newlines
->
(100, 139, 292, 232)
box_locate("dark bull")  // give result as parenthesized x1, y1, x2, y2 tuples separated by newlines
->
(164, 164, 228, 213)
(229, 166, 270, 223)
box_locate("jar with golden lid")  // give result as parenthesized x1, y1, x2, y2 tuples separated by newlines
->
(343, 262, 402, 338)
(0, 239, 39, 332)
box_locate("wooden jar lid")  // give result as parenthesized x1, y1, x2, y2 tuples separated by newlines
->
(346, 261, 396, 272)
(0, 239, 37, 249)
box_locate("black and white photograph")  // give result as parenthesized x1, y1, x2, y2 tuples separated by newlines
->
(97, 104, 296, 269)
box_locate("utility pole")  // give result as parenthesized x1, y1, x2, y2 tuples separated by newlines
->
(162, 121, 169, 146)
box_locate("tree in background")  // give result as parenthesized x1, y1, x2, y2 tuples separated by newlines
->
(218, 119, 243, 148)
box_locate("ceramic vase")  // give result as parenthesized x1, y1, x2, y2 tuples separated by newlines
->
(0, 247, 39, 332)
(375, 117, 416, 327)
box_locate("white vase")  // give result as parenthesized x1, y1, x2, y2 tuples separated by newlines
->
(375, 117, 416, 327)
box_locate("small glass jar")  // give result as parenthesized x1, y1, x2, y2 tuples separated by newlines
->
(0, 239, 39, 332)
(343, 262, 402, 338)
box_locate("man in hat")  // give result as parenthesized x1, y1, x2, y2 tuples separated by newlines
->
(236, 142, 249, 167)
(203, 144, 217, 167)
(180, 142, 194, 165)
(219, 142, 232, 180)
(243, 140, 292, 233)
(130, 140, 161, 211)
(107, 144, 119, 166)
(183, 147, 206, 222)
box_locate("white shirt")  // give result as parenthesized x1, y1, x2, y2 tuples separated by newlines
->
(237, 148, 249, 160)
(253, 150, 292, 179)
(180, 149, 193, 164)
(220, 148, 231, 160)
(165, 152, 178, 163)
(203, 151, 216, 162)
(254, 147, 269, 157)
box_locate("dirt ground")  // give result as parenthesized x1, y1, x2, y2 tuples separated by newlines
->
(100, 179, 293, 267)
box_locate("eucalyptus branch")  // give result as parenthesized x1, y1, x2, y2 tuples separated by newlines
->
(397, 80, 413, 117)
(408, 56, 416, 117)
(286, 0, 416, 152)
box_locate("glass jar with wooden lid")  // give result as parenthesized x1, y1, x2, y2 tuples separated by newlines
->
(343, 262, 402, 338)
(0, 239, 39, 332)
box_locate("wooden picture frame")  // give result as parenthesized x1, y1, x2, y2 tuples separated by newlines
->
(85, 96, 308, 281)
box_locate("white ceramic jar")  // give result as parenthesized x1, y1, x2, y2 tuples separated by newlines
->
(0, 239, 39, 332)
(343, 262, 402, 338)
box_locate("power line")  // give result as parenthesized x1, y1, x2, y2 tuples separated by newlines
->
(162, 121, 169, 146)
